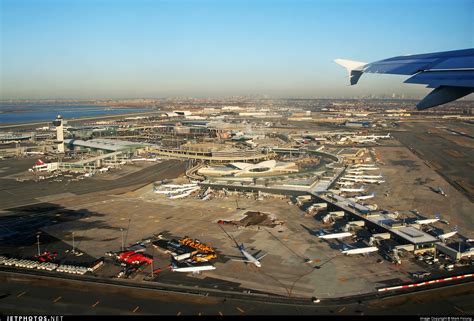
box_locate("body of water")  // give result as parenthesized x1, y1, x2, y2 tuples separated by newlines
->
(0, 104, 151, 124)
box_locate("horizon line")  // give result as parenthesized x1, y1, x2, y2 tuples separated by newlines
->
(2, 97, 473, 102)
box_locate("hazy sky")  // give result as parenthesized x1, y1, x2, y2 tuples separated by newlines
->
(1, 0, 472, 99)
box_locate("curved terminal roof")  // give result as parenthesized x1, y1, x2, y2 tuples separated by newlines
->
(230, 160, 277, 170)
(64, 138, 148, 152)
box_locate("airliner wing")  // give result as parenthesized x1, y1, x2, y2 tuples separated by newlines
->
(254, 251, 268, 261)
(341, 243, 355, 251)
(231, 258, 253, 263)
(335, 48, 474, 110)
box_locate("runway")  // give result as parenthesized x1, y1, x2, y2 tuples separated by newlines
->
(0, 159, 185, 210)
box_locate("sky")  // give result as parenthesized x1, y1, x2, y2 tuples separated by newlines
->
(1, 0, 472, 99)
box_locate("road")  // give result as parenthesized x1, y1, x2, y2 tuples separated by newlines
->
(0, 272, 473, 315)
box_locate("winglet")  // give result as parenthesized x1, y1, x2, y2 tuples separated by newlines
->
(334, 59, 367, 85)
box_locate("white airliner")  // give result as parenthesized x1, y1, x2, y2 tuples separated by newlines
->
(416, 218, 440, 225)
(337, 181, 354, 186)
(344, 174, 364, 178)
(154, 186, 199, 194)
(345, 175, 383, 180)
(161, 187, 200, 195)
(438, 227, 458, 242)
(357, 167, 379, 171)
(354, 164, 377, 167)
(361, 179, 385, 184)
(359, 175, 383, 179)
(168, 187, 201, 199)
(345, 174, 382, 178)
(355, 193, 375, 200)
(232, 244, 268, 268)
(340, 177, 363, 182)
(347, 170, 364, 174)
(352, 137, 376, 144)
(415, 214, 441, 225)
(340, 177, 358, 181)
(341, 245, 378, 255)
(154, 190, 177, 194)
(353, 164, 377, 168)
(317, 230, 353, 240)
(340, 187, 366, 193)
(435, 186, 447, 196)
(372, 133, 391, 139)
(170, 262, 216, 273)
(162, 183, 198, 189)
(354, 134, 391, 140)
(347, 167, 364, 171)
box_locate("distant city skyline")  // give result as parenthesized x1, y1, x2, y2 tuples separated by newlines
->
(1, 0, 472, 100)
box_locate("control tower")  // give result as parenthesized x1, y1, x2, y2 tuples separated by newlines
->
(52, 115, 65, 153)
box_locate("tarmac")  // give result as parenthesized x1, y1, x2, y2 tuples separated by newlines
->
(0, 185, 444, 299)
(393, 121, 474, 202)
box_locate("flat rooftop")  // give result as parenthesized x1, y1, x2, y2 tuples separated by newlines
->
(64, 138, 149, 152)
(390, 226, 438, 244)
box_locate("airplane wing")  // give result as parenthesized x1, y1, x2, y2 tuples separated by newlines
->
(254, 251, 268, 261)
(335, 48, 474, 110)
(231, 258, 253, 263)
(341, 243, 355, 251)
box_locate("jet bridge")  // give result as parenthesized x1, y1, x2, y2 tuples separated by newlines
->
(322, 211, 345, 224)
(369, 233, 391, 246)
(342, 220, 365, 232)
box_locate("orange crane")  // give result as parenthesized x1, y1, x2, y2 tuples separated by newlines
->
(178, 237, 217, 262)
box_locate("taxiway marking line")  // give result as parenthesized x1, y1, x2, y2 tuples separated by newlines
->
(454, 306, 464, 314)
(16, 291, 26, 298)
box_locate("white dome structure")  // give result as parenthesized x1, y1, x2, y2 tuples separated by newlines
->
(230, 160, 277, 175)
(198, 160, 298, 177)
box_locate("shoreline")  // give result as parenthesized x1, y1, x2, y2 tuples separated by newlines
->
(0, 110, 164, 130)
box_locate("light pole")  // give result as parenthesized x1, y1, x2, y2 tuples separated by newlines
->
(121, 228, 124, 251)
(151, 246, 155, 279)
(36, 234, 41, 256)
(72, 232, 75, 253)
